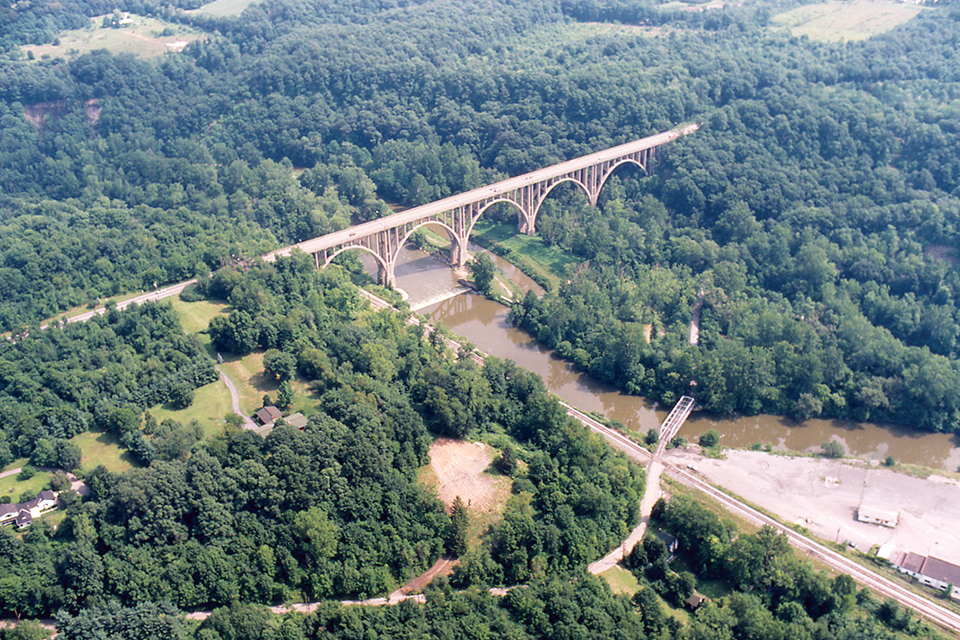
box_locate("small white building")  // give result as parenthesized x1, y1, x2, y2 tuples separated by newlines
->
(857, 505, 899, 528)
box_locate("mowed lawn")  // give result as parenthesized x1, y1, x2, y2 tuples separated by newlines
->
(599, 565, 640, 595)
(771, 0, 925, 42)
(168, 298, 228, 335)
(0, 459, 53, 502)
(70, 431, 135, 473)
(149, 378, 234, 439)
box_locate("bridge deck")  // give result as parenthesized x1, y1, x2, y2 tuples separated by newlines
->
(264, 123, 699, 262)
(660, 395, 695, 443)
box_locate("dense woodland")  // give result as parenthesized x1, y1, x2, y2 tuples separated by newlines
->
(1, 0, 959, 635)
(0, 258, 642, 620)
(1, 0, 959, 433)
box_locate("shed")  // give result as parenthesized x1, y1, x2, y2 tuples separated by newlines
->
(685, 593, 707, 610)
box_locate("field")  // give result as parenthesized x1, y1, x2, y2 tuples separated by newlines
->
(189, 0, 260, 17)
(422, 439, 513, 548)
(167, 298, 228, 335)
(149, 378, 234, 439)
(599, 565, 640, 595)
(771, 0, 925, 42)
(70, 431, 135, 473)
(472, 219, 581, 287)
(22, 15, 203, 60)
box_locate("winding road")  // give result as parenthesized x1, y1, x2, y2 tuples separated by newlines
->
(41, 250, 960, 634)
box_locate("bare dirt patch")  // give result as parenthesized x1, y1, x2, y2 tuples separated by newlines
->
(666, 448, 960, 565)
(427, 438, 507, 512)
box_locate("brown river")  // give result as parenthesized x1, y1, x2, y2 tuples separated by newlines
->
(381, 244, 960, 470)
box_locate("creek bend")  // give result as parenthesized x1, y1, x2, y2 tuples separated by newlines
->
(380, 245, 960, 471)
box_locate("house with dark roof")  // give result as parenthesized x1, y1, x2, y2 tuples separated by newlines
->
(1, 489, 60, 529)
(895, 551, 960, 599)
(255, 406, 282, 426)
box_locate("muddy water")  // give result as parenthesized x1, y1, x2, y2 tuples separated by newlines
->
(389, 247, 960, 470)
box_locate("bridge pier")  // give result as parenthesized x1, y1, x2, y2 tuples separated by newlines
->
(378, 261, 396, 289)
(450, 240, 469, 270)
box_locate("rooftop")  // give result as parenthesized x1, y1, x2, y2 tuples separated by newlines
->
(898, 551, 926, 574)
(922, 557, 960, 585)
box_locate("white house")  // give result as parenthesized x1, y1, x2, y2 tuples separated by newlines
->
(1, 490, 59, 529)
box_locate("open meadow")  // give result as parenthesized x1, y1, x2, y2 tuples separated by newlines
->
(22, 15, 203, 60)
(771, 0, 926, 42)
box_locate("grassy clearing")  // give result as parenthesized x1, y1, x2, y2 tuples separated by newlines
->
(23, 15, 203, 60)
(218, 351, 315, 418)
(472, 219, 580, 287)
(168, 298, 228, 335)
(771, 0, 925, 42)
(70, 431, 135, 474)
(600, 565, 640, 595)
(149, 378, 234, 439)
(0, 464, 53, 503)
(189, 0, 260, 17)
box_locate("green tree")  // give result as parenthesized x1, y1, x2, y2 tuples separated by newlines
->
(821, 440, 844, 459)
(468, 253, 497, 296)
(448, 496, 469, 557)
(699, 430, 720, 448)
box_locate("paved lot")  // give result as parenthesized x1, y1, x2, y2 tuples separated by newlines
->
(664, 448, 960, 563)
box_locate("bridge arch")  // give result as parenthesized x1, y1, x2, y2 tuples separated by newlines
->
(534, 176, 591, 215)
(466, 196, 528, 242)
(392, 219, 464, 270)
(596, 159, 648, 200)
(322, 245, 392, 284)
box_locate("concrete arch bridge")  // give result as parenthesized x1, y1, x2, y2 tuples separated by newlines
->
(264, 124, 699, 286)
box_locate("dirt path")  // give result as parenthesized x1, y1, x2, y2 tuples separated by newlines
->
(689, 290, 705, 346)
(389, 557, 458, 600)
(218, 368, 258, 430)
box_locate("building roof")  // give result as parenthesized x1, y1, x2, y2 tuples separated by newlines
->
(858, 506, 899, 522)
(255, 406, 282, 425)
(0, 503, 17, 517)
(922, 557, 960, 585)
(15, 509, 32, 528)
(286, 412, 308, 429)
(898, 551, 926, 574)
(685, 593, 707, 609)
(37, 490, 56, 502)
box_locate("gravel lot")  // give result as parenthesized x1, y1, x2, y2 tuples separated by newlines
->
(664, 448, 960, 563)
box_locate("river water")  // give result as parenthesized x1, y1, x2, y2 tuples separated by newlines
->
(385, 244, 960, 470)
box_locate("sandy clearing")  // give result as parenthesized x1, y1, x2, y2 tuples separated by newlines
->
(428, 438, 504, 512)
(665, 448, 960, 564)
